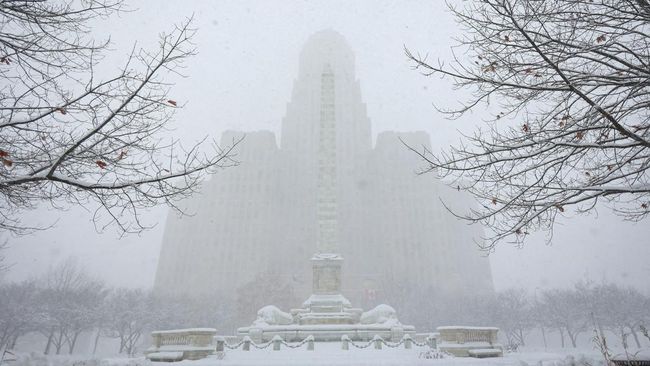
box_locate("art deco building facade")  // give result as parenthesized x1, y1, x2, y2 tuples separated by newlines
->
(154, 30, 494, 327)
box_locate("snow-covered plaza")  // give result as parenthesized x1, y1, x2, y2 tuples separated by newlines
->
(7, 347, 617, 366)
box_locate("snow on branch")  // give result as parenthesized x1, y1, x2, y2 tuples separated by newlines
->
(0, 2, 241, 235)
(405, 0, 650, 249)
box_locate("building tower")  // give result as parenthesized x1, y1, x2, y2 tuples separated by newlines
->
(153, 30, 494, 330)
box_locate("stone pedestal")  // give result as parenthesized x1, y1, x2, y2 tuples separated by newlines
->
(236, 253, 415, 342)
(312, 253, 343, 295)
(293, 253, 361, 325)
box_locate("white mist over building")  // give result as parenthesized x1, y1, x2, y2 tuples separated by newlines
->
(153, 30, 493, 329)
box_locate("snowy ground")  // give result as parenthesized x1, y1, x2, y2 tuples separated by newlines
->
(8, 347, 610, 366)
(184, 345, 605, 366)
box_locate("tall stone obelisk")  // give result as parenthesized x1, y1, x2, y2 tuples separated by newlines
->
(317, 63, 338, 255)
(297, 63, 358, 322)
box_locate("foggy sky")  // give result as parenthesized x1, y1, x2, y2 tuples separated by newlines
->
(3, 0, 649, 294)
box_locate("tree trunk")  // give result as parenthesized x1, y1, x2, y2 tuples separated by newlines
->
(93, 329, 101, 355)
(627, 325, 642, 348)
(567, 329, 578, 348)
(125, 341, 133, 356)
(54, 330, 64, 355)
(559, 328, 565, 348)
(68, 332, 79, 354)
(125, 333, 135, 356)
(127, 332, 141, 357)
(620, 327, 630, 349)
(44, 330, 54, 354)
(540, 326, 548, 349)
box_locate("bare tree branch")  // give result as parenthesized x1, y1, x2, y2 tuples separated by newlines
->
(406, 0, 650, 249)
(0, 1, 241, 235)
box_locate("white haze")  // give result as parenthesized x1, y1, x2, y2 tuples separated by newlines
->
(3, 0, 649, 294)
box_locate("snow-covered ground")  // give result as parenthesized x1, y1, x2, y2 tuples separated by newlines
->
(7, 347, 611, 366)
(200, 346, 604, 366)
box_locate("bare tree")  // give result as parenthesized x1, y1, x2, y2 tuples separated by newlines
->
(0, 0, 240, 235)
(406, 0, 650, 248)
(0, 280, 39, 351)
(493, 289, 534, 347)
(586, 283, 650, 348)
(539, 288, 589, 347)
(104, 288, 151, 356)
(38, 258, 105, 354)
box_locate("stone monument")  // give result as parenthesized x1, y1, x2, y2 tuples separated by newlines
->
(154, 31, 495, 330)
(237, 62, 415, 343)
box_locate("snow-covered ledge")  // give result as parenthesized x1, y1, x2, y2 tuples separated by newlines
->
(145, 328, 216, 361)
(437, 326, 503, 357)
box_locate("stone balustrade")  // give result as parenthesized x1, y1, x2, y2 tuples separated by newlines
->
(240, 324, 414, 343)
(215, 333, 433, 352)
(146, 328, 217, 361)
(437, 326, 502, 357)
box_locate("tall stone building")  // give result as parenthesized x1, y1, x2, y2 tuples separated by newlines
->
(154, 30, 493, 329)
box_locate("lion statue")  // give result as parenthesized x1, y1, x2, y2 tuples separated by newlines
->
(252, 305, 294, 326)
(360, 304, 400, 325)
